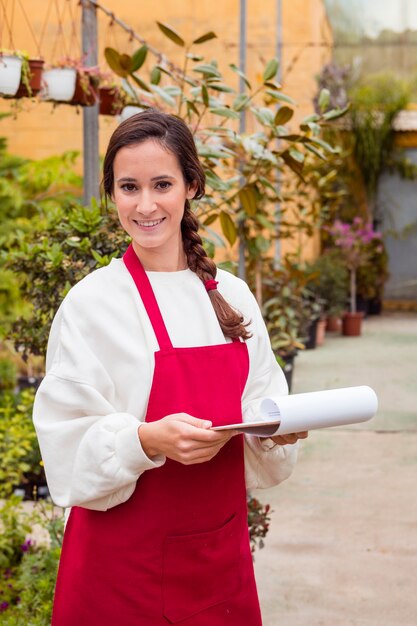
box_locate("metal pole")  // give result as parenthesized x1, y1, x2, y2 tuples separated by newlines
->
(274, 0, 283, 265)
(82, 0, 100, 205)
(238, 0, 247, 280)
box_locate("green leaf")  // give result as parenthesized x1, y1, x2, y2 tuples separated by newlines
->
(305, 143, 326, 160)
(238, 186, 257, 216)
(274, 106, 294, 126)
(193, 63, 222, 78)
(281, 150, 305, 179)
(263, 81, 281, 90)
(232, 93, 250, 112)
(229, 63, 252, 89)
(318, 88, 331, 113)
(208, 83, 235, 93)
(104, 47, 127, 77)
(209, 107, 240, 120)
(186, 53, 204, 61)
(131, 45, 148, 72)
(265, 90, 295, 104)
(203, 213, 219, 226)
(193, 31, 217, 44)
(219, 211, 237, 245)
(156, 22, 185, 47)
(263, 58, 279, 82)
(151, 84, 176, 106)
(201, 84, 209, 107)
(322, 105, 350, 120)
(150, 66, 161, 85)
(119, 54, 133, 73)
(130, 73, 152, 92)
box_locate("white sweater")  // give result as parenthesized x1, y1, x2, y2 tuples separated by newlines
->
(33, 258, 298, 511)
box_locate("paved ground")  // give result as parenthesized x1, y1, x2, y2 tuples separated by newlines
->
(253, 312, 417, 626)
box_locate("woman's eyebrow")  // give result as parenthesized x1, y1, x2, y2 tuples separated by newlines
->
(116, 177, 137, 182)
(151, 175, 176, 181)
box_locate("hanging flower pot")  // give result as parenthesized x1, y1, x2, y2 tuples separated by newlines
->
(15, 58, 45, 97)
(342, 311, 364, 337)
(70, 69, 98, 106)
(0, 53, 23, 96)
(41, 67, 77, 102)
(99, 86, 124, 116)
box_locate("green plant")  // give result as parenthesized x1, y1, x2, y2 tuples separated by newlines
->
(6, 201, 129, 359)
(304, 250, 349, 317)
(0, 388, 42, 497)
(104, 21, 347, 287)
(0, 357, 17, 390)
(0, 497, 64, 624)
(349, 73, 410, 217)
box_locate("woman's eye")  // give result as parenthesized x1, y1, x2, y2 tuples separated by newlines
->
(121, 183, 137, 192)
(156, 181, 172, 190)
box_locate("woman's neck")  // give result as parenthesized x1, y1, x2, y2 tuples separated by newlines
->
(132, 241, 188, 272)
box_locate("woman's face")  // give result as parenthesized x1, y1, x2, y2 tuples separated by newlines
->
(113, 139, 196, 270)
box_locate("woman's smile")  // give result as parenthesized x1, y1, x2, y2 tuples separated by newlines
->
(133, 217, 167, 231)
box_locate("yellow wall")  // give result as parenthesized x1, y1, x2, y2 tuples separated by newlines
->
(0, 0, 332, 261)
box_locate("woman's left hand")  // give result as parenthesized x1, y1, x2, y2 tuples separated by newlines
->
(268, 431, 309, 446)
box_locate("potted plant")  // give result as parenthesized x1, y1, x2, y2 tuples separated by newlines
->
(304, 250, 349, 333)
(326, 217, 382, 336)
(15, 56, 44, 98)
(0, 50, 23, 97)
(41, 58, 79, 102)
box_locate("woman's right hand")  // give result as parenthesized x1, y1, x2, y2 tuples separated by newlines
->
(138, 413, 236, 465)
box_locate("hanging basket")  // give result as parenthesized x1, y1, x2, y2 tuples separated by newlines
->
(70, 70, 98, 106)
(0, 54, 23, 96)
(99, 86, 124, 116)
(15, 58, 45, 98)
(41, 67, 77, 102)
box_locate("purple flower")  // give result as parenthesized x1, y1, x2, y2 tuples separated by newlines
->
(0, 601, 9, 612)
(21, 539, 33, 553)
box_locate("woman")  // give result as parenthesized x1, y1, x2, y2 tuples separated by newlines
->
(33, 109, 307, 626)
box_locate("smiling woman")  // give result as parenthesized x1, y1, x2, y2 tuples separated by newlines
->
(32, 109, 306, 626)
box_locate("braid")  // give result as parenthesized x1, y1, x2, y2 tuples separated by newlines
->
(181, 207, 252, 341)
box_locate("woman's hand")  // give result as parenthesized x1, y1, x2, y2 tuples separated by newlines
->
(268, 431, 309, 446)
(138, 413, 237, 465)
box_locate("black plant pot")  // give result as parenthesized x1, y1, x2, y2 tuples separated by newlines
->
(304, 318, 319, 350)
(368, 296, 382, 315)
(16, 375, 43, 392)
(280, 352, 297, 392)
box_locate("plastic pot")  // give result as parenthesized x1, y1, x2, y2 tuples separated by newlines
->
(41, 67, 77, 102)
(0, 54, 23, 96)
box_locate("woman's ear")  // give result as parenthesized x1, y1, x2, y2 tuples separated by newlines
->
(186, 180, 199, 200)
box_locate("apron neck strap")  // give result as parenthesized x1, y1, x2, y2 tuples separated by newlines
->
(123, 244, 173, 350)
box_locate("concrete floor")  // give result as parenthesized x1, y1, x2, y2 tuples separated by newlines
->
(253, 312, 417, 626)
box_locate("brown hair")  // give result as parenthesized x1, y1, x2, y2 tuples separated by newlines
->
(102, 109, 251, 340)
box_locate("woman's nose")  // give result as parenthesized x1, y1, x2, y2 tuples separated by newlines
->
(135, 192, 157, 215)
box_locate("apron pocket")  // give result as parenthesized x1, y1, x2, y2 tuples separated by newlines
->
(162, 513, 242, 623)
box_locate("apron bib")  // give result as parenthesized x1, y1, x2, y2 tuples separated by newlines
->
(52, 244, 262, 625)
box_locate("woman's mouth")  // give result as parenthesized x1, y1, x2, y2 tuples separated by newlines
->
(133, 217, 166, 230)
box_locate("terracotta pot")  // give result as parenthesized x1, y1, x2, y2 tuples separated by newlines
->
(315, 318, 326, 346)
(99, 86, 123, 115)
(326, 315, 342, 332)
(70, 71, 97, 106)
(342, 312, 364, 337)
(15, 58, 44, 97)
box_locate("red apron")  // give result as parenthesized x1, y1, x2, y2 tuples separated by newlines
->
(52, 243, 262, 625)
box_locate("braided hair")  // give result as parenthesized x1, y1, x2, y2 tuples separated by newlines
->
(102, 109, 251, 341)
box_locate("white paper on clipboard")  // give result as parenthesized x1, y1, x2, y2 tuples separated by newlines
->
(211, 385, 378, 437)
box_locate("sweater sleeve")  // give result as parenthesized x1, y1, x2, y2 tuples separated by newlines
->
(33, 300, 165, 511)
(241, 286, 298, 490)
